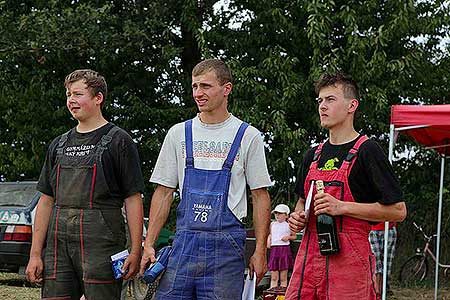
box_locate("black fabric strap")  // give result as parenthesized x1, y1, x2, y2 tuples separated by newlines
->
(56, 130, 71, 157)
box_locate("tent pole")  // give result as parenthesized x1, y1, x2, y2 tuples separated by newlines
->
(434, 156, 445, 300)
(381, 124, 395, 300)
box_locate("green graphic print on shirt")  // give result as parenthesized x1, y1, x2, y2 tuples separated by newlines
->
(320, 158, 339, 171)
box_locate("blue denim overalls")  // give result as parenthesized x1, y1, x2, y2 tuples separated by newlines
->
(156, 119, 249, 300)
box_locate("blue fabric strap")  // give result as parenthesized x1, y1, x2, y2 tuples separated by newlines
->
(184, 119, 194, 168)
(223, 122, 249, 170)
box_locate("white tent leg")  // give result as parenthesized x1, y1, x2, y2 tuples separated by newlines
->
(382, 222, 389, 300)
(382, 124, 396, 300)
(434, 156, 445, 300)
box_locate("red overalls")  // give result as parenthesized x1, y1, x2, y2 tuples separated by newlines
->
(285, 136, 376, 300)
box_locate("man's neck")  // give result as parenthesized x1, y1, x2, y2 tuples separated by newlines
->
(76, 116, 108, 133)
(199, 110, 230, 124)
(328, 126, 359, 145)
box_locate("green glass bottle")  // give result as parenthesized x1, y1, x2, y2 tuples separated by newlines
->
(315, 180, 340, 255)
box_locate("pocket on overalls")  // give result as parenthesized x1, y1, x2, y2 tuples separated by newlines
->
(100, 209, 126, 247)
(222, 231, 245, 260)
(57, 166, 93, 207)
(187, 190, 224, 230)
(213, 232, 246, 300)
(82, 210, 125, 281)
(342, 233, 371, 272)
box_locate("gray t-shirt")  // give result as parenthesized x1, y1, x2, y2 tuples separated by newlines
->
(150, 114, 272, 220)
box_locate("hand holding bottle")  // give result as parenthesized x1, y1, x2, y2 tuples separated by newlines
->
(314, 183, 343, 216)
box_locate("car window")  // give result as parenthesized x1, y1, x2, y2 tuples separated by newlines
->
(0, 183, 37, 207)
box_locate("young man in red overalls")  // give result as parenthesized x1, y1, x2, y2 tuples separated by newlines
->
(285, 72, 407, 300)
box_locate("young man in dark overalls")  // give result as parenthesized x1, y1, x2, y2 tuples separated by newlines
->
(26, 69, 145, 299)
(139, 59, 272, 299)
(285, 73, 407, 300)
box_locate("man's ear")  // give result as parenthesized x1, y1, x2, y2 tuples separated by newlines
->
(223, 82, 232, 96)
(95, 92, 104, 106)
(348, 98, 359, 113)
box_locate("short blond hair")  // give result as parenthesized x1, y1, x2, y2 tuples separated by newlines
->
(192, 59, 232, 85)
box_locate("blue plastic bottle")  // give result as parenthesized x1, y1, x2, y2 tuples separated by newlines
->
(142, 246, 172, 284)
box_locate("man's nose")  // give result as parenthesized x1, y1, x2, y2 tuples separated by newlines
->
(319, 101, 327, 110)
(193, 87, 204, 98)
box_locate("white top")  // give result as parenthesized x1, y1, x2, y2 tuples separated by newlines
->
(150, 114, 272, 220)
(270, 221, 291, 246)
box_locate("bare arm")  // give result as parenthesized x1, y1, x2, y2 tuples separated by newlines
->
(249, 187, 271, 283)
(339, 201, 407, 222)
(294, 197, 305, 213)
(122, 192, 143, 279)
(314, 193, 407, 222)
(288, 197, 307, 233)
(139, 184, 175, 274)
(26, 193, 54, 283)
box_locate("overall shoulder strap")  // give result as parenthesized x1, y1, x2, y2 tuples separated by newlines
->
(56, 129, 72, 157)
(222, 122, 249, 170)
(312, 141, 326, 162)
(184, 119, 194, 168)
(96, 124, 121, 159)
(100, 125, 121, 148)
(344, 135, 369, 162)
(339, 135, 369, 173)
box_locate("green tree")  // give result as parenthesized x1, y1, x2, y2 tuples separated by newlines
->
(1, 0, 449, 240)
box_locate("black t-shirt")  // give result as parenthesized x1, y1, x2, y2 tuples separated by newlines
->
(37, 123, 145, 203)
(294, 135, 403, 205)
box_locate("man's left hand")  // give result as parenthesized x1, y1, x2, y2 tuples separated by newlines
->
(249, 251, 267, 285)
(122, 252, 141, 280)
(314, 192, 343, 216)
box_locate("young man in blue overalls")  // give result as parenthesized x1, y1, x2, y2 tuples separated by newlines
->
(26, 69, 145, 299)
(140, 59, 272, 299)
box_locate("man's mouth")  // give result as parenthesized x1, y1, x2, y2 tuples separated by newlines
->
(196, 99, 207, 106)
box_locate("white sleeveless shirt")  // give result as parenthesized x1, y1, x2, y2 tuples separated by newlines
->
(270, 221, 291, 246)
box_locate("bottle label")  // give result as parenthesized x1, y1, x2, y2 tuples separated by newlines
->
(318, 232, 333, 252)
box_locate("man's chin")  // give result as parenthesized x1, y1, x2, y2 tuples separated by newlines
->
(321, 122, 331, 129)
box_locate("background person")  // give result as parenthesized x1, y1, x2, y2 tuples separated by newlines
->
(369, 221, 397, 299)
(267, 204, 296, 292)
(139, 59, 272, 300)
(285, 72, 406, 300)
(26, 69, 144, 300)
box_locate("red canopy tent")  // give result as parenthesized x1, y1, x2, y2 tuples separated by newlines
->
(390, 105, 450, 155)
(387, 104, 450, 300)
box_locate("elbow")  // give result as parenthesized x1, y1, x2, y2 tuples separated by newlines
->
(394, 202, 407, 222)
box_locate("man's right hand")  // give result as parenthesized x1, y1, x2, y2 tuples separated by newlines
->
(288, 211, 307, 233)
(25, 256, 43, 283)
(139, 245, 156, 276)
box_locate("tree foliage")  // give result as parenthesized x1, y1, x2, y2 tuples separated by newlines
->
(1, 0, 449, 242)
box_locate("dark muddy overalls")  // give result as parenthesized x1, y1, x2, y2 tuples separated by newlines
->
(42, 126, 126, 300)
(156, 119, 249, 300)
(285, 135, 376, 300)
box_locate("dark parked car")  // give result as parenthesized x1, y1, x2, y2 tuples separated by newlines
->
(0, 181, 40, 273)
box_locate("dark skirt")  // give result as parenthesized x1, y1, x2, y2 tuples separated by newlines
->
(268, 245, 294, 271)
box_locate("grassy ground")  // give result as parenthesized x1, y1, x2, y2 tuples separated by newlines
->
(0, 272, 40, 300)
(1, 272, 450, 300)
